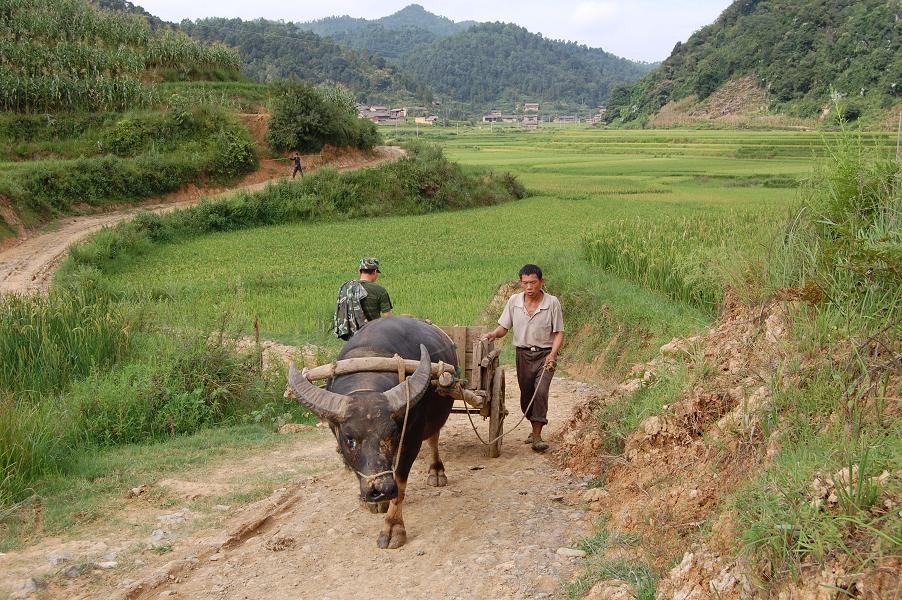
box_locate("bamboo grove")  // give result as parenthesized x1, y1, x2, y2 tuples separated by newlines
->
(0, 0, 241, 113)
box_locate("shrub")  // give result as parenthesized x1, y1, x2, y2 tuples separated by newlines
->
(266, 80, 382, 153)
(70, 334, 282, 447)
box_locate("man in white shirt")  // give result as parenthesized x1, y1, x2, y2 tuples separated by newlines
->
(484, 264, 565, 452)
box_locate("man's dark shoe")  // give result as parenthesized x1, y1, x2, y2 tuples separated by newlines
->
(531, 440, 549, 453)
(524, 433, 535, 444)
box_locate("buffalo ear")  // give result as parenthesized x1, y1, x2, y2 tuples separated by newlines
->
(384, 345, 432, 417)
(287, 362, 349, 423)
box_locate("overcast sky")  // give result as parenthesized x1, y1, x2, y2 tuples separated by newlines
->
(137, 1, 734, 63)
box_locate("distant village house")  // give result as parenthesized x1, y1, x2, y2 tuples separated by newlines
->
(415, 115, 438, 125)
(524, 102, 540, 112)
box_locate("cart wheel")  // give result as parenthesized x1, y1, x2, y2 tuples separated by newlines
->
(488, 368, 505, 458)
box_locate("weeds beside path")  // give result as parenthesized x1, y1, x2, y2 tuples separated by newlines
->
(0, 146, 404, 294)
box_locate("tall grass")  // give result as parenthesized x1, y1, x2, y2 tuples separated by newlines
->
(768, 131, 900, 333)
(737, 130, 901, 583)
(0, 287, 131, 506)
(0, 288, 131, 399)
(582, 210, 780, 313)
(0, 0, 240, 113)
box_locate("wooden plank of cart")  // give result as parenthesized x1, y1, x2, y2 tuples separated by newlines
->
(439, 325, 508, 458)
(300, 324, 508, 458)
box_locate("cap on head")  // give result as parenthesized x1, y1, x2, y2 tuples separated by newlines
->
(359, 257, 381, 273)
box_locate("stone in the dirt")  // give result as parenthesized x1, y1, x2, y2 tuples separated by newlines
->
(11, 577, 44, 599)
(212, 505, 230, 512)
(160, 592, 178, 598)
(96, 561, 118, 570)
(47, 551, 73, 566)
(63, 563, 90, 578)
(126, 484, 149, 498)
(157, 511, 187, 524)
(585, 578, 636, 600)
(555, 547, 586, 558)
(660, 338, 688, 357)
(582, 488, 609, 502)
(147, 529, 170, 549)
(264, 534, 296, 552)
(209, 553, 223, 561)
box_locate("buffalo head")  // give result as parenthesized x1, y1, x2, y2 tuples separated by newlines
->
(287, 345, 432, 504)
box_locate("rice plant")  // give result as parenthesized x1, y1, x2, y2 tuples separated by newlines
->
(0, 287, 131, 399)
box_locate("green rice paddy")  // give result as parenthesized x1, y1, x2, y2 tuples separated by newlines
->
(103, 127, 889, 347)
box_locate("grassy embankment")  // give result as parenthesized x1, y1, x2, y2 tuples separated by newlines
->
(0, 142, 526, 547)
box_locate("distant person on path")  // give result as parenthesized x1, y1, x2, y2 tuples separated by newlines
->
(291, 152, 304, 179)
(332, 258, 393, 340)
(483, 264, 564, 453)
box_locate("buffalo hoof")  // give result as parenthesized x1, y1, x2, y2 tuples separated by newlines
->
(426, 471, 448, 487)
(364, 500, 390, 514)
(377, 524, 406, 549)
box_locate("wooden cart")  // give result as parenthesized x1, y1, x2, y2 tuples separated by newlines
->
(300, 324, 508, 457)
(439, 325, 508, 458)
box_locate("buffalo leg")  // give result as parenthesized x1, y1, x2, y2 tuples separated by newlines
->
(377, 478, 407, 549)
(425, 432, 448, 487)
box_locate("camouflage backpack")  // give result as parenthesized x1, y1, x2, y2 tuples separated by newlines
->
(332, 280, 369, 340)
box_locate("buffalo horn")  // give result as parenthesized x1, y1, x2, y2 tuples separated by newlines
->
(287, 362, 349, 422)
(384, 345, 432, 415)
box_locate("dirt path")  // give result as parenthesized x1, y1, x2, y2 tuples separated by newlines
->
(0, 146, 405, 294)
(1, 372, 601, 600)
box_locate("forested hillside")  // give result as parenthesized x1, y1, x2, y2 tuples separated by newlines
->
(402, 22, 653, 105)
(301, 24, 438, 63)
(605, 0, 901, 124)
(179, 18, 430, 101)
(301, 4, 473, 39)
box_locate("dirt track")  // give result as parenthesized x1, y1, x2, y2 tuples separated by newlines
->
(0, 146, 404, 294)
(0, 372, 600, 599)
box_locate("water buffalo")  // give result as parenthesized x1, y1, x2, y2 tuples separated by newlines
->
(287, 316, 457, 549)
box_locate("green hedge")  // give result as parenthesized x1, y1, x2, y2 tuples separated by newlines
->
(0, 105, 258, 226)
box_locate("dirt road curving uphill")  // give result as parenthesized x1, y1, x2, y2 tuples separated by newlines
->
(0, 146, 405, 294)
(0, 372, 601, 600)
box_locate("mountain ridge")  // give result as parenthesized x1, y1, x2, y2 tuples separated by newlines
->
(604, 0, 901, 125)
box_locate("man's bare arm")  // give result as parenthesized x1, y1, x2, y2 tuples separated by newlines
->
(547, 331, 564, 365)
(483, 325, 508, 341)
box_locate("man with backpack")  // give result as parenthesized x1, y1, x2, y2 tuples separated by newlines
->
(333, 258, 393, 340)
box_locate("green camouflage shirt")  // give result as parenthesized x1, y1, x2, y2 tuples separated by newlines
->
(359, 280, 392, 322)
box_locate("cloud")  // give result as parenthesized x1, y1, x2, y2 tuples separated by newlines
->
(571, 1, 619, 25)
